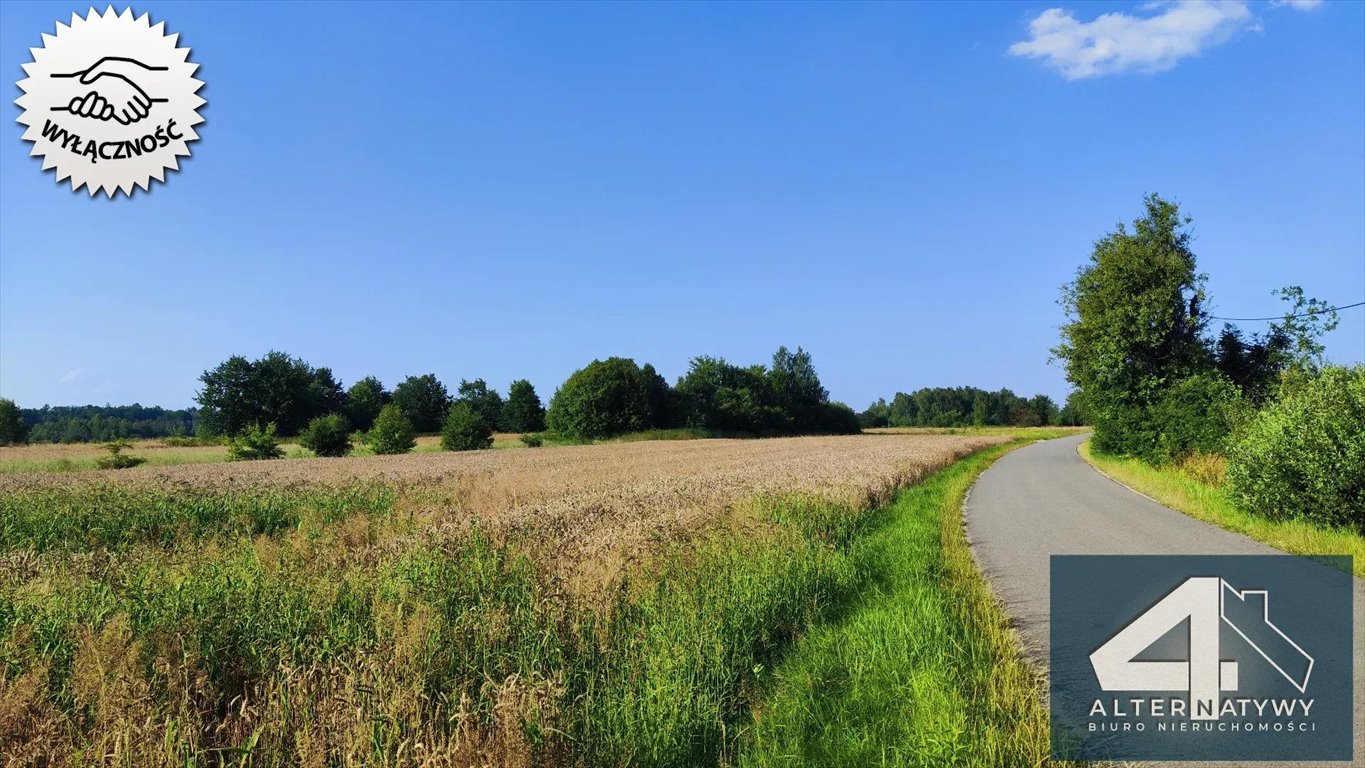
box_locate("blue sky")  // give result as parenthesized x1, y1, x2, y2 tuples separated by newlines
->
(1, 0, 1361, 410)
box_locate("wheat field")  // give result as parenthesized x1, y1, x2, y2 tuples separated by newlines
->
(0, 433, 1004, 766)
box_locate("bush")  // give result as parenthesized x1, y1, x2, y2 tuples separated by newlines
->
(95, 441, 146, 470)
(1226, 366, 1365, 531)
(815, 402, 863, 435)
(520, 433, 544, 447)
(227, 422, 285, 461)
(299, 413, 352, 457)
(1147, 373, 1244, 464)
(1090, 402, 1158, 458)
(440, 402, 493, 451)
(368, 404, 416, 455)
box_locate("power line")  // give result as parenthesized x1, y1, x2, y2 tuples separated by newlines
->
(1206, 300, 1365, 322)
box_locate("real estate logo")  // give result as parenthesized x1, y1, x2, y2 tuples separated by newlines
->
(15, 7, 205, 196)
(1050, 555, 1353, 762)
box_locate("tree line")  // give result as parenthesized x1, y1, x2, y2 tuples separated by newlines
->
(175, 345, 861, 455)
(193, 351, 548, 440)
(3, 404, 199, 444)
(857, 386, 1083, 429)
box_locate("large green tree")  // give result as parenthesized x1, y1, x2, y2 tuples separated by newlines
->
(675, 356, 788, 434)
(641, 363, 675, 429)
(196, 351, 341, 436)
(766, 346, 827, 432)
(502, 379, 546, 432)
(456, 379, 505, 433)
(345, 376, 389, 432)
(391, 374, 450, 433)
(546, 358, 652, 440)
(1053, 194, 1213, 456)
(0, 398, 28, 445)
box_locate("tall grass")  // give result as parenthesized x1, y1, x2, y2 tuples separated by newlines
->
(1079, 441, 1365, 577)
(0, 484, 395, 552)
(0, 482, 883, 765)
(740, 443, 1069, 767)
(1, 437, 1064, 765)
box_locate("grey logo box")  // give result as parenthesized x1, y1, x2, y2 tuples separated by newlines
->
(1050, 555, 1353, 762)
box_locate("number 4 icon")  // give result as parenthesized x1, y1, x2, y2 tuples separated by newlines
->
(1090, 576, 1313, 721)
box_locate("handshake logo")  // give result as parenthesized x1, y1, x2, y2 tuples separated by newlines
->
(52, 56, 169, 126)
(15, 7, 205, 196)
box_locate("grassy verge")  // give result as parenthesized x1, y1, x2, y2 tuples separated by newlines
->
(1079, 440, 1365, 577)
(740, 438, 1069, 767)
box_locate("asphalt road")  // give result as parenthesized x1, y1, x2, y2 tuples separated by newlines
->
(963, 433, 1363, 767)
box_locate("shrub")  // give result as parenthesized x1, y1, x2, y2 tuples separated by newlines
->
(815, 402, 863, 435)
(368, 404, 416, 455)
(95, 441, 146, 470)
(1147, 373, 1244, 464)
(1226, 366, 1365, 531)
(1090, 402, 1158, 458)
(299, 413, 353, 457)
(227, 422, 285, 461)
(441, 402, 493, 451)
(520, 433, 544, 447)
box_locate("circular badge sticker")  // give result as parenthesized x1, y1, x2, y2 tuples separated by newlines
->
(15, 7, 205, 196)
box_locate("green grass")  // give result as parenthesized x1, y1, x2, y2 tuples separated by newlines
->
(1079, 441, 1365, 577)
(740, 440, 1070, 767)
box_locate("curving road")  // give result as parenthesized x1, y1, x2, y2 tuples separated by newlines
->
(964, 433, 1362, 767)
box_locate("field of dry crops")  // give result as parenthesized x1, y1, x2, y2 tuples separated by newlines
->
(0, 433, 1006, 766)
(0, 435, 529, 474)
(1, 434, 1002, 590)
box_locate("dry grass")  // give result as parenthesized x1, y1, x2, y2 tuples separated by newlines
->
(1, 435, 1001, 592)
(1174, 451, 1227, 487)
(0, 433, 529, 474)
(0, 439, 237, 473)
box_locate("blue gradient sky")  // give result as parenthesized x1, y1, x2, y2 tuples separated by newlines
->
(1, 1, 1361, 410)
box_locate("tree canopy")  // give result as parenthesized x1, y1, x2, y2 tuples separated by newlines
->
(196, 351, 343, 436)
(503, 379, 546, 432)
(391, 374, 451, 433)
(1054, 193, 1339, 461)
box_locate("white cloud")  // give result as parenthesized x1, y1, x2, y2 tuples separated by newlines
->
(1271, 0, 1323, 9)
(58, 368, 85, 384)
(1008, 0, 1317, 80)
